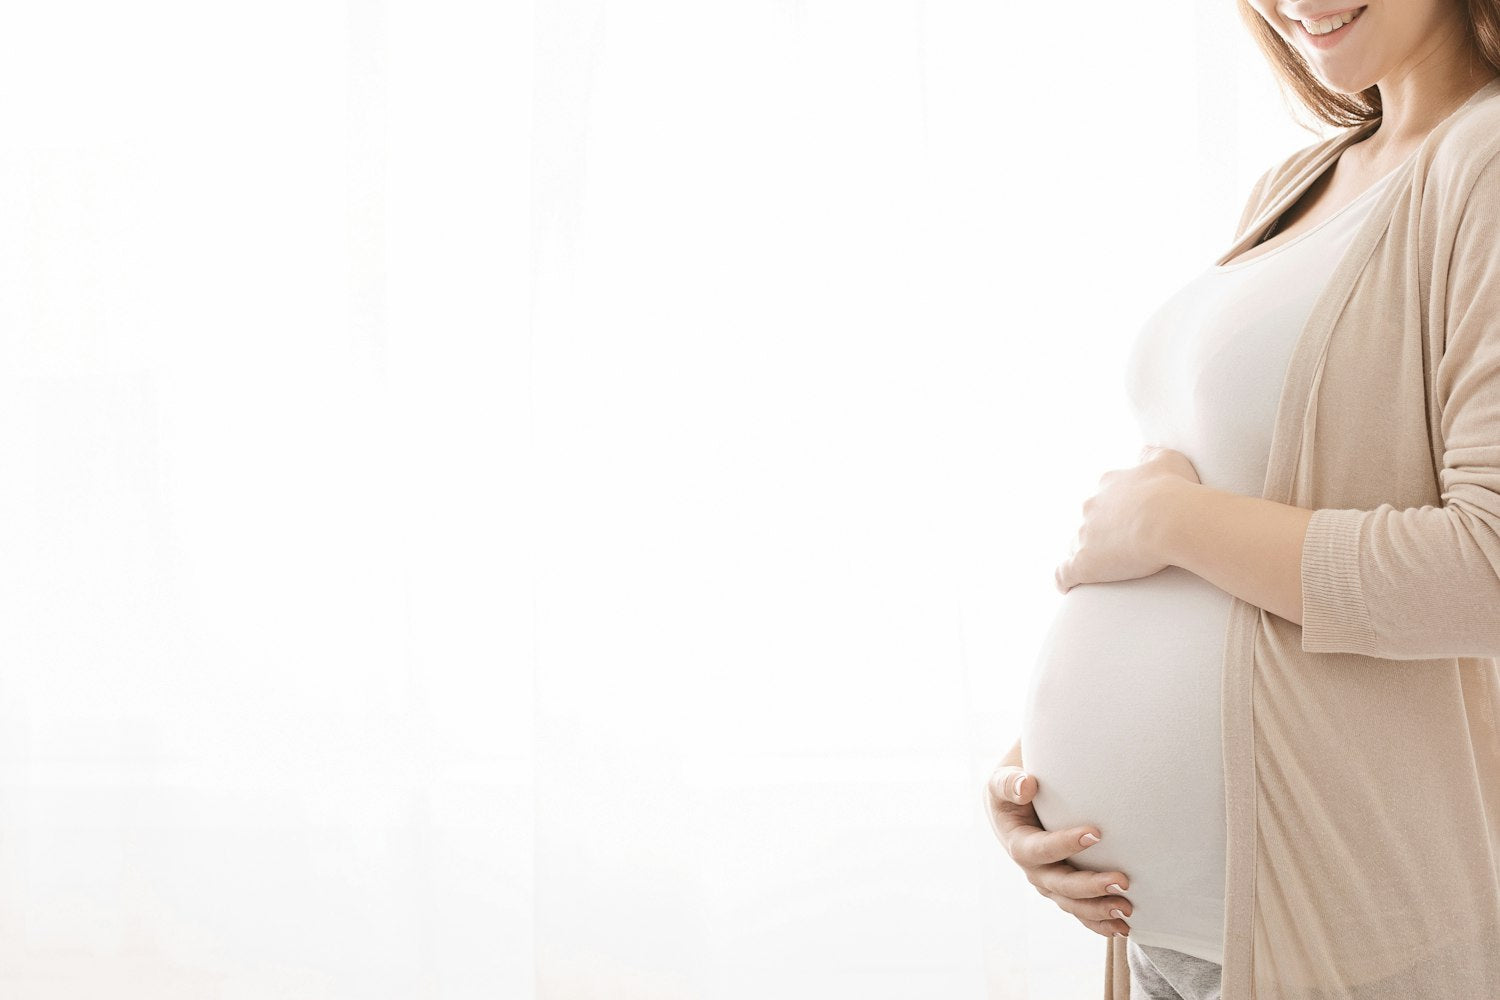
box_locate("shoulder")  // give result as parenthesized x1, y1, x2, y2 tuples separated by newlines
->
(1421, 87, 1500, 204)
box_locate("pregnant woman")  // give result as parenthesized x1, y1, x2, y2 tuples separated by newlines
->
(983, 3, 1500, 999)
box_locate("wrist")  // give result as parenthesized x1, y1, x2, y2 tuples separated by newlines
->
(1148, 476, 1200, 569)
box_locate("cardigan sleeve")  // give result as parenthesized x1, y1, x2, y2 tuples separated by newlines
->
(1300, 148, 1500, 659)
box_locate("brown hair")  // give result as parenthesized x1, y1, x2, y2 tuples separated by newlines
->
(1235, 0, 1500, 127)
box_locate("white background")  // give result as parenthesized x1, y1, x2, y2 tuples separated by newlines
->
(0, 2, 1323, 997)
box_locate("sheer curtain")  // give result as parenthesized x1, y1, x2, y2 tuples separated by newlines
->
(526, 3, 1316, 999)
(2, 2, 1312, 998)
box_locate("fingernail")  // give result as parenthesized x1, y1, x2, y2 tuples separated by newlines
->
(1114, 932, 1126, 938)
(1013, 771, 1029, 797)
(1107, 883, 1127, 894)
(1079, 832, 1100, 847)
(1111, 908, 1127, 920)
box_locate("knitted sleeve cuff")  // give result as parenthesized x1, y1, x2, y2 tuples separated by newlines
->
(1299, 506, 1378, 655)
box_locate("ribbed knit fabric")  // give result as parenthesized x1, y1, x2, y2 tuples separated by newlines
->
(1298, 506, 1374, 654)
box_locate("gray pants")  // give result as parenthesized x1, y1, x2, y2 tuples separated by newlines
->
(1128, 936, 1463, 997)
(1127, 939, 1223, 1000)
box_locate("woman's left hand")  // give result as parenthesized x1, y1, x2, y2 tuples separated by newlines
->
(1053, 445, 1201, 594)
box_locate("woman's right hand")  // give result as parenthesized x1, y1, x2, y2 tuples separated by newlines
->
(984, 763, 1134, 939)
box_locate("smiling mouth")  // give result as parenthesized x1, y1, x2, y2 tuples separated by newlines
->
(1294, 5, 1367, 36)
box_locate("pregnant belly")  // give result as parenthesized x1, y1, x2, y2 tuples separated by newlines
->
(1019, 565, 1231, 958)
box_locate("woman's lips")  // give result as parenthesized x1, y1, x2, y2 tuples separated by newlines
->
(1293, 5, 1367, 49)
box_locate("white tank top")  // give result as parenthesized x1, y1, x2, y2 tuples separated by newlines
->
(1019, 157, 1400, 965)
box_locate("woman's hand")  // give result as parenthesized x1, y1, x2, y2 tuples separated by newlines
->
(1054, 444, 1201, 594)
(983, 763, 1134, 939)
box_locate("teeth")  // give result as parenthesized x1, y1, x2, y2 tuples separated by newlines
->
(1301, 8, 1361, 34)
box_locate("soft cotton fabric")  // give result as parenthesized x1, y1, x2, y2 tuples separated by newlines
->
(1021, 158, 1396, 966)
(1093, 75, 1500, 999)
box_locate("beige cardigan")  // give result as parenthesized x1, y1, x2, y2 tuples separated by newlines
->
(1102, 75, 1500, 999)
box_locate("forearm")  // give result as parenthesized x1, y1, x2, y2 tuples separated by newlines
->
(1152, 478, 1313, 625)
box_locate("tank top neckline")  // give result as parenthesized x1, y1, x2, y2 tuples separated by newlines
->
(1211, 155, 1407, 272)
